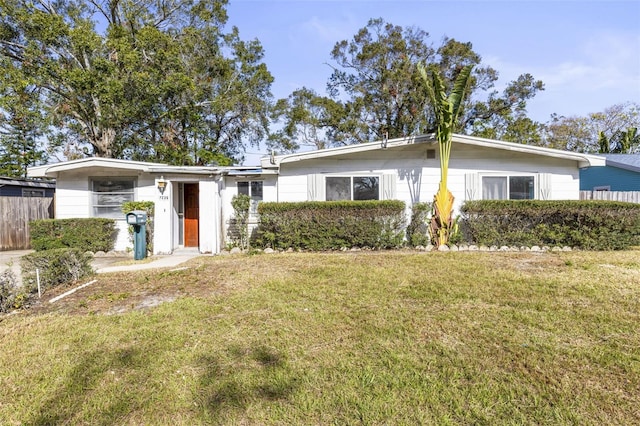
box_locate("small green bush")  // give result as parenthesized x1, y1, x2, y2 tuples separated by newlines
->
(122, 201, 155, 253)
(229, 194, 251, 249)
(406, 202, 432, 247)
(30, 218, 117, 252)
(0, 270, 19, 313)
(256, 200, 406, 250)
(21, 248, 94, 293)
(460, 200, 640, 250)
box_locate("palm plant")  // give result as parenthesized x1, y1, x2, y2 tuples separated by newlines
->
(599, 127, 639, 153)
(418, 63, 474, 248)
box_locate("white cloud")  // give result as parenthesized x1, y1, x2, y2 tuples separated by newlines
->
(297, 16, 357, 44)
(483, 31, 640, 120)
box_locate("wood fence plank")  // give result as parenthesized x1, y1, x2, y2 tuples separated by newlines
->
(579, 191, 640, 203)
(0, 196, 55, 250)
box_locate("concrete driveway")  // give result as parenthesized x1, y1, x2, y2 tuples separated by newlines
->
(1, 249, 202, 286)
(0, 250, 32, 284)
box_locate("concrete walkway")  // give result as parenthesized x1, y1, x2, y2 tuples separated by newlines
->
(0, 250, 31, 281)
(1, 249, 202, 280)
(95, 252, 201, 274)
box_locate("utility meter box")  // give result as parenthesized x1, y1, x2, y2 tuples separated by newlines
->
(126, 210, 147, 225)
(125, 210, 148, 260)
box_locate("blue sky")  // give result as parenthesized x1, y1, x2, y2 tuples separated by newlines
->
(226, 0, 640, 162)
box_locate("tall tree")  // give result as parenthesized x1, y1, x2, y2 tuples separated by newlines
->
(0, 0, 273, 165)
(270, 18, 543, 151)
(0, 60, 51, 177)
(598, 127, 639, 154)
(543, 102, 640, 153)
(467, 73, 544, 144)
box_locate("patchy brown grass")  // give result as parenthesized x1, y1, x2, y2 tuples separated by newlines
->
(1, 250, 639, 425)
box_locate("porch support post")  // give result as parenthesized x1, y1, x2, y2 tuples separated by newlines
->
(198, 179, 219, 254)
(154, 178, 173, 254)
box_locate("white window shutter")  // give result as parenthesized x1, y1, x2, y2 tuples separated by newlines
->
(538, 173, 551, 200)
(307, 174, 325, 201)
(381, 174, 396, 200)
(465, 173, 479, 200)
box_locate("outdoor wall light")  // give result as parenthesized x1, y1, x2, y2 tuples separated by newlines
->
(157, 176, 166, 194)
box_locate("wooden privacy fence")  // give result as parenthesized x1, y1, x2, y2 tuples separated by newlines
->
(0, 196, 54, 250)
(580, 191, 640, 203)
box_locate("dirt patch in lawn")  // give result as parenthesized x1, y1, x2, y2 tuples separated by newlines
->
(24, 254, 307, 316)
(20, 251, 576, 317)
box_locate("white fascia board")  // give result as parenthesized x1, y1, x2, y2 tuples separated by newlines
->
(147, 166, 221, 175)
(265, 134, 434, 167)
(452, 134, 606, 167)
(146, 165, 278, 177)
(27, 158, 167, 178)
(27, 164, 53, 178)
(262, 132, 604, 168)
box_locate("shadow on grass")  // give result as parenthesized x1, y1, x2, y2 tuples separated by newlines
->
(196, 343, 300, 420)
(26, 346, 145, 426)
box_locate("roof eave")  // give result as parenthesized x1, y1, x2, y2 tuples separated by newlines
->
(264, 133, 605, 168)
(27, 157, 168, 178)
(267, 134, 435, 166)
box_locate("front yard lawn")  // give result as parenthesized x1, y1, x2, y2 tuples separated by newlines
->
(1, 250, 638, 424)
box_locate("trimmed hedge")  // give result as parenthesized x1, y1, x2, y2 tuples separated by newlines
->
(460, 200, 640, 250)
(30, 218, 117, 252)
(21, 248, 93, 293)
(406, 202, 432, 247)
(256, 200, 406, 250)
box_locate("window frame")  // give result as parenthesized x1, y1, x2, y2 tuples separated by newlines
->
(22, 188, 45, 197)
(91, 177, 136, 219)
(236, 180, 263, 215)
(325, 175, 381, 201)
(593, 185, 611, 192)
(480, 174, 536, 200)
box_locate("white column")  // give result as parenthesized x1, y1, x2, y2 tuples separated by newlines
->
(154, 178, 173, 254)
(198, 180, 220, 254)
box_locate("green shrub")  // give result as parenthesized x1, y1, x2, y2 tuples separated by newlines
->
(30, 218, 117, 252)
(256, 200, 406, 250)
(460, 200, 640, 250)
(21, 248, 93, 293)
(122, 201, 155, 253)
(0, 270, 19, 313)
(406, 202, 432, 247)
(229, 194, 251, 249)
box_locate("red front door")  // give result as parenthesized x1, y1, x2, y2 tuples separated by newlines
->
(184, 183, 199, 247)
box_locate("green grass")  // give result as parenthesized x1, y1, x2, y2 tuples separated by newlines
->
(1, 251, 639, 425)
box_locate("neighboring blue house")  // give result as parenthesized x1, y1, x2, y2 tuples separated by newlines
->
(0, 176, 55, 197)
(580, 154, 640, 191)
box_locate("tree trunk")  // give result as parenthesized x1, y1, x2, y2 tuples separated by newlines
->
(93, 127, 115, 157)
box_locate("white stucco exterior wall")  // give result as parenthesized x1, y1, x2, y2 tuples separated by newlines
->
(53, 170, 159, 252)
(274, 143, 582, 216)
(221, 174, 277, 246)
